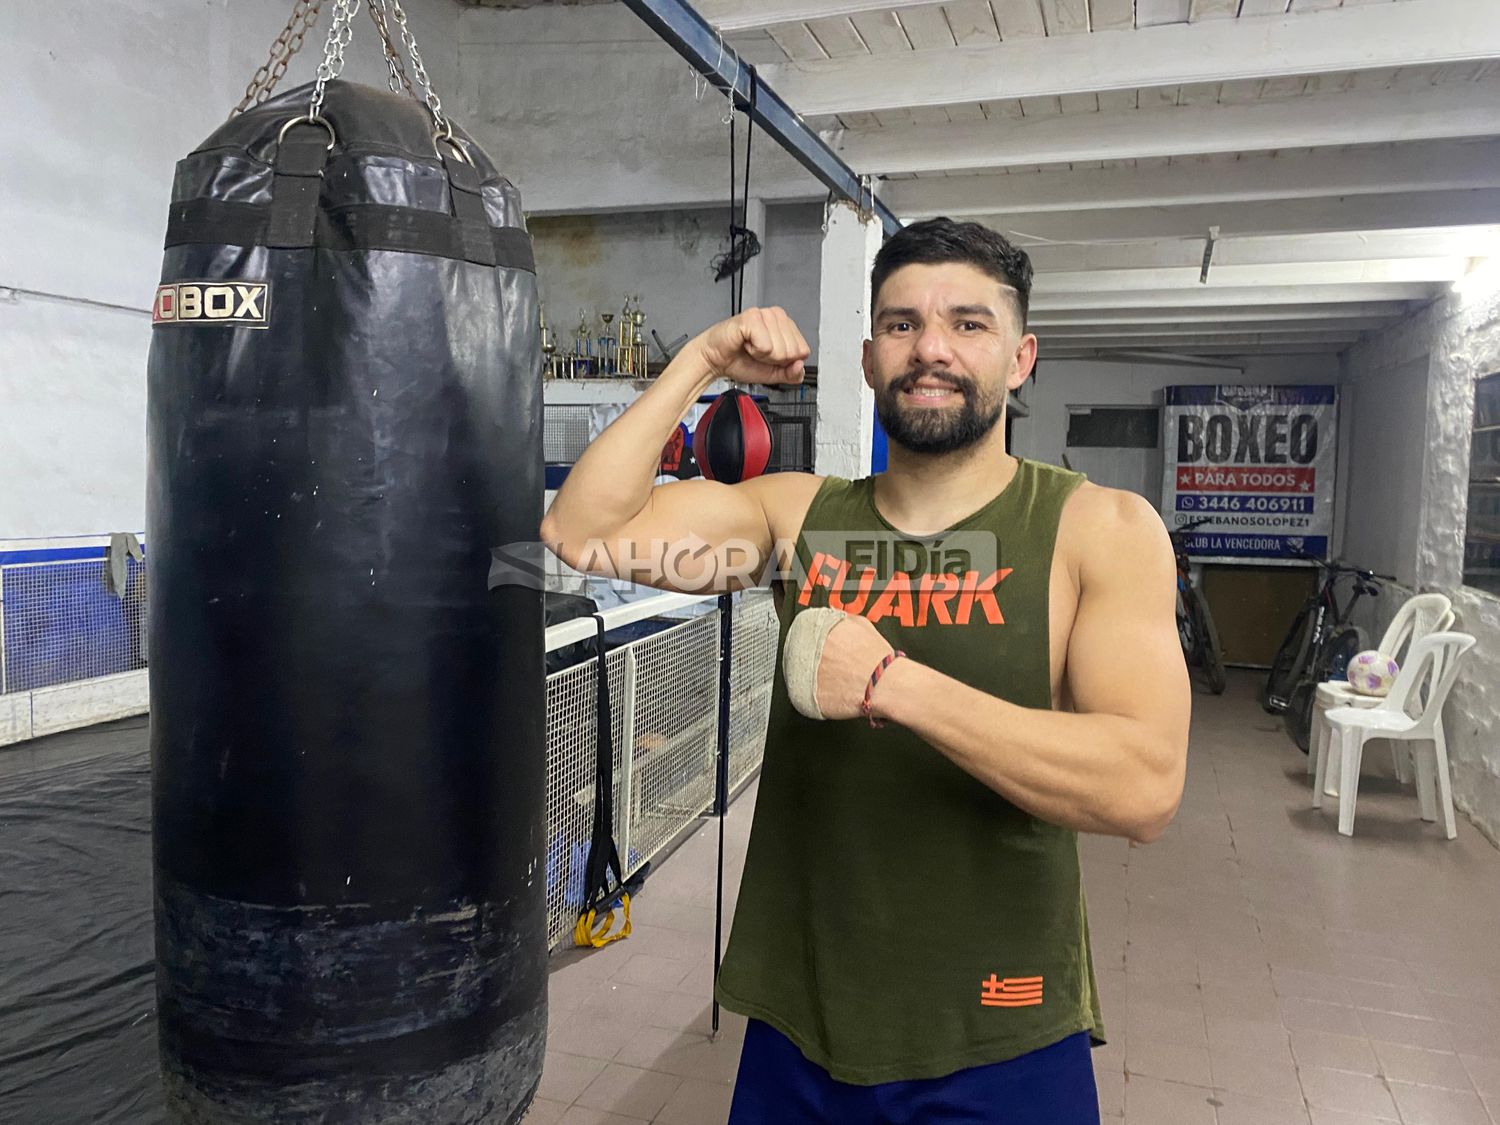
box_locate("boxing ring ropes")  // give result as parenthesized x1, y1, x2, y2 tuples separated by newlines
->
(0, 548, 780, 952)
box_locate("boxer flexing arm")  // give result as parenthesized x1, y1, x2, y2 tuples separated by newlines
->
(542, 308, 823, 594)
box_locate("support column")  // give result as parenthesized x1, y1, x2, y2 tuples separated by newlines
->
(815, 200, 882, 479)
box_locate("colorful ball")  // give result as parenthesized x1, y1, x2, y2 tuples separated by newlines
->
(1346, 650, 1399, 696)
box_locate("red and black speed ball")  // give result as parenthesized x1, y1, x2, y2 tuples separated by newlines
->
(692, 389, 774, 483)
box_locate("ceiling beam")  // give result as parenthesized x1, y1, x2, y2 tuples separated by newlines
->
(1028, 302, 1413, 326)
(1029, 283, 1439, 311)
(1039, 330, 1364, 346)
(617, 0, 902, 234)
(1044, 345, 1347, 358)
(881, 141, 1500, 218)
(763, 0, 1500, 116)
(974, 190, 1500, 244)
(1035, 318, 1390, 338)
(1024, 228, 1500, 273)
(695, 0, 945, 33)
(1033, 257, 1468, 294)
(835, 82, 1500, 174)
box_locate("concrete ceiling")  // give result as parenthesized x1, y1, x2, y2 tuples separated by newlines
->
(457, 0, 1500, 359)
(688, 0, 1500, 359)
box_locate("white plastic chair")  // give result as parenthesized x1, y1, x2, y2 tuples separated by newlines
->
(1313, 631, 1476, 839)
(1308, 592, 1454, 782)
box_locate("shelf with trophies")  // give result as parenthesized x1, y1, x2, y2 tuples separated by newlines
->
(540, 295, 688, 381)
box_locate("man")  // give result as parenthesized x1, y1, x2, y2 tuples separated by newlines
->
(542, 218, 1190, 1123)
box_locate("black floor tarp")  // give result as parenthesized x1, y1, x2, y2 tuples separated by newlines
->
(0, 716, 163, 1124)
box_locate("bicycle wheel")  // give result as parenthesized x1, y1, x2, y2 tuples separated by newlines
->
(1316, 625, 1368, 683)
(1262, 604, 1312, 713)
(1285, 626, 1366, 753)
(1186, 586, 1227, 695)
(1285, 679, 1316, 753)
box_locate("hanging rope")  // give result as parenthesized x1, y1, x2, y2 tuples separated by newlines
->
(710, 61, 760, 1041)
(717, 66, 761, 310)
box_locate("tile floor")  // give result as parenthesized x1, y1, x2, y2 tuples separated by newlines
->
(526, 671, 1500, 1124)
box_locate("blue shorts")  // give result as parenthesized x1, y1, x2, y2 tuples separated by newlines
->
(728, 1019, 1100, 1125)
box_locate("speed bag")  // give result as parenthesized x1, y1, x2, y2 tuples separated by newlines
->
(692, 388, 775, 483)
(146, 80, 546, 1124)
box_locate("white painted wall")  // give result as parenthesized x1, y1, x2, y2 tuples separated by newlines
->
(1338, 352, 1429, 587)
(456, 4, 821, 214)
(762, 204, 826, 360)
(531, 202, 823, 366)
(1344, 270, 1500, 844)
(1, 0, 460, 541)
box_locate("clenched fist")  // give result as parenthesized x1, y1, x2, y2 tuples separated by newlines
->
(689, 307, 810, 386)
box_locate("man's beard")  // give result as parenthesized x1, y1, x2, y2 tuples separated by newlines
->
(875, 368, 1005, 455)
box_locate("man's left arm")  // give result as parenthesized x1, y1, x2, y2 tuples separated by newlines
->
(827, 491, 1191, 843)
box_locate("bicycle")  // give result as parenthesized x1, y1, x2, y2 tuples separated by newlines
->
(1260, 551, 1391, 752)
(1170, 516, 1227, 695)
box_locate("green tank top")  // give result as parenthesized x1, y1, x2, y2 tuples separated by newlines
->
(715, 457, 1104, 1084)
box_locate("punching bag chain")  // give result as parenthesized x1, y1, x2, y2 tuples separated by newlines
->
(387, 0, 450, 139)
(235, 0, 325, 114)
(309, 0, 362, 121)
(366, 0, 415, 96)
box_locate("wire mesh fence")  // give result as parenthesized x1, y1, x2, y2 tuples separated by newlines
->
(536, 593, 778, 950)
(544, 405, 593, 464)
(765, 402, 817, 474)
(729, 592, 779, 791)
(0, 558, 148, 695)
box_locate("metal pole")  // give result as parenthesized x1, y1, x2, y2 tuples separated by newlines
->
(711, 591, 733, 1036)
(619, 648, 639, 875)
(617, 0, 902, 238)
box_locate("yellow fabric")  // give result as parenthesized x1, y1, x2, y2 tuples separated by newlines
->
(574, 893, 633, 948)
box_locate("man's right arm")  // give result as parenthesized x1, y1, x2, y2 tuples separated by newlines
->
(540, 308, 823, 594)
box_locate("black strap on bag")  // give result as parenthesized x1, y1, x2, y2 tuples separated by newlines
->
(265, 120, 333, 248)
(439, 142, 498, 269)
(574, 617, 649, 948)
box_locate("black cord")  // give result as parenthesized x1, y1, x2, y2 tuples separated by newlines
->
(729, 107, 738, 317)
(726, 66, 759, 318)
(740, 68, 756, 314)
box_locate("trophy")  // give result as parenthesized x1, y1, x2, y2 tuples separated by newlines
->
(574, 310, 596, 377)
(631, 302, 648, 377)
(540, 303, 558, 379)
(616, 296, 634, 377)
(598, 312, 615, 376)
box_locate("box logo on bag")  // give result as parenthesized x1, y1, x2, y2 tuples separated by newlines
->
(152, 282, 270, 328)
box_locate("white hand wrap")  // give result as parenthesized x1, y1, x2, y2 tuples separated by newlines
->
(781, 607, 847, 720)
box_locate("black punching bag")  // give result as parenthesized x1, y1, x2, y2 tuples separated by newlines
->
(146, 79, 546, 1123)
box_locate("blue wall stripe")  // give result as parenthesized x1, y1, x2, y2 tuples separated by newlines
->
(0, 547, 110, 565)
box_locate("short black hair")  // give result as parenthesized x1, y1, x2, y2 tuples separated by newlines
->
(870, 217, 1033, 329)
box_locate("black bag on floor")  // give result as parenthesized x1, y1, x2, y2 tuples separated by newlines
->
(146, 65, 546, 1125)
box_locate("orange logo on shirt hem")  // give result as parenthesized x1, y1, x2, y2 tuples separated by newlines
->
(981, 974, 1043, 1008)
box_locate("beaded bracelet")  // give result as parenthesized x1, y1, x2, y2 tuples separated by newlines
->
(861, 650, 906, 728)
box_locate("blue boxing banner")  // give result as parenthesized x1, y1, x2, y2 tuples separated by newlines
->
(1161, 384, 1339, 563)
